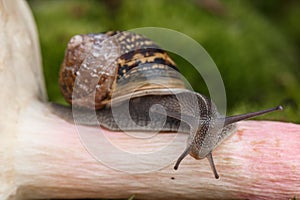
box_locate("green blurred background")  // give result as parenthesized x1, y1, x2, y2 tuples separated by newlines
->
(27, 0, 300, 123)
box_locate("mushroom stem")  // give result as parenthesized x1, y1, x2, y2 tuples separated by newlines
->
(1, 1, 300, 199)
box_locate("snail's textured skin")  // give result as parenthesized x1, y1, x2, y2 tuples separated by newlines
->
(59, 31, 185, 109)
(51, 90, 235, 161)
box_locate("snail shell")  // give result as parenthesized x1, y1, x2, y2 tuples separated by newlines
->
(59, 31, 186, 109)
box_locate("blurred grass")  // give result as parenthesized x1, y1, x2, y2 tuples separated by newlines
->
(28, 0, 300, 123)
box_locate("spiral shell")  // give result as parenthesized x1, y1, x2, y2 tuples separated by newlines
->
(59, 31, 186, 109)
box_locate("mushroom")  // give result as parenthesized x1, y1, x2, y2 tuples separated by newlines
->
(0, 1, 299, 199)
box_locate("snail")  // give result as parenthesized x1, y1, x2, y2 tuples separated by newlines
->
(51, 31, 283, 179)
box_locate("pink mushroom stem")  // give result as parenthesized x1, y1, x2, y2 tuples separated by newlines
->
(0, 1, 299, 199)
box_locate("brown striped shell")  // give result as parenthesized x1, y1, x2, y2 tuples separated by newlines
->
(59, 31, 187, 109)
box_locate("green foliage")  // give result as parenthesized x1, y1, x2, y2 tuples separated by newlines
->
(28, 0, 300, 123)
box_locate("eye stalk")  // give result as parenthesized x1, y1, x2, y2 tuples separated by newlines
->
(174, 105, 283, 179)
(224, 105, 283, 126)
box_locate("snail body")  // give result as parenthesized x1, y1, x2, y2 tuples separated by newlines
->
(53, 31, 282, 179)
